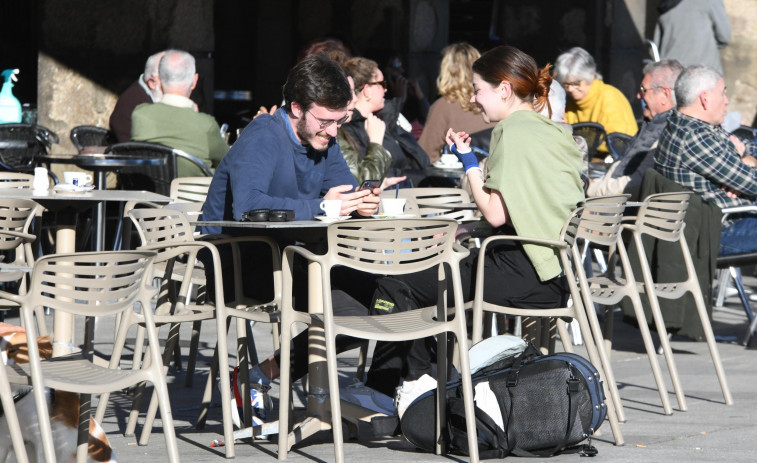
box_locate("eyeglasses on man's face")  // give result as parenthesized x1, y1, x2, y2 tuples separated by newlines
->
(639, 84, 665, 94)
(367, 80, 387, 89)
(306, 110, 350, 129)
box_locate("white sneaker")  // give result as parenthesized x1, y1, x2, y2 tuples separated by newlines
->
(394, 374, 437, 419)
(341, 381, 395, 415)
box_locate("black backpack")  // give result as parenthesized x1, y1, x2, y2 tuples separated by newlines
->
(400, 344, 605, 459)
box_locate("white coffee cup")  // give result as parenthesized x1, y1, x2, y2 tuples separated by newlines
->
(63, 171, 93, 186)
(320, 199, 342, 218)
(381, 198, 406, 216)
(440, 153, 458, 165)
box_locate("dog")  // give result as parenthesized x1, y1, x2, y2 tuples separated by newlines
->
(0, 322, 117, 463)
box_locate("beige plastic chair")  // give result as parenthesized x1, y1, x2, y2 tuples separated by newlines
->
(624, 191, 733, 406)
(0, 361, 30, 463)
(573, 195, 676, 417)
(99, 207, 217, 446)
(0, 172, 34, 189)
(169, 176, 213, 204)
(0, 198, 46, 333)
(277, 218, 479, 463)
(382, 187, 474, 221)
(0, 250, 180, 463)
(128, 207, 282, 459)
(470, 205, 625, 446)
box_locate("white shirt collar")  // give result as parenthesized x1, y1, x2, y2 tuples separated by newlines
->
(158, 93, 196, 109)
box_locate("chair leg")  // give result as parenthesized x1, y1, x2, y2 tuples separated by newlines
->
(324, 326, 345, 463)
(76, 394, 92, 463)
(0, 363, 29, 463)
(623, 292, 674, 415)
(573, 308, 624, 445)
(355, 341, 368, 383)
(581, 300, 626, 422)
(689, 278, 734, 405)
(714, 268, 731, 307)
(731, 267, 755, 323)
(139, 322, 181, 446)
(184, 319, 203, 388)
(277, 314, 295, 460)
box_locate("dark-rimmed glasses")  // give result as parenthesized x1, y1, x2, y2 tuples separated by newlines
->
(367, 80, 387, 89)
(306, 110, 350, 129)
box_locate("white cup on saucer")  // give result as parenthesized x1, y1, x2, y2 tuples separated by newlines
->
(63, 171, 93, 186)
(381, 198, 406, 216)
(320, 199, 342, 218)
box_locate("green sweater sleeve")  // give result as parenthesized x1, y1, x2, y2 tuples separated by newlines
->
(337, 130, 393, 183)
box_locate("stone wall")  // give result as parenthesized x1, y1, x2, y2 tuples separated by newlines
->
(722, 0, 757, 126)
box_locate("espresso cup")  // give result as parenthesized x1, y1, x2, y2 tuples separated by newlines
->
(320, 199, 342, 218)
(381, 198, 406, 216)
(63, 171, 93, 186)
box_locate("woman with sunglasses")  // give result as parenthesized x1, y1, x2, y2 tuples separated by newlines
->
(340, 57, 429, 186)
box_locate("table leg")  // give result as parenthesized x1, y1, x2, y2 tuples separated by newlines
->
(52, 210, 77, 357)
(93, 171, 107, 252)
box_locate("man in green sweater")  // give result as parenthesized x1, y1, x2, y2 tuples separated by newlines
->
(131, 49, 228, 177)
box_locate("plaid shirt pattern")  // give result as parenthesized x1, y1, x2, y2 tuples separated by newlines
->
(655, 110, 757, 209)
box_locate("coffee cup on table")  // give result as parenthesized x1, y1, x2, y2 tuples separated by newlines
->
(320, 199, 342, 218)
(381, 198, 406, 216)
(63, 171, 92, 186)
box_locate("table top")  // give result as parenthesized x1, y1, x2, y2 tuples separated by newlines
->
(194, 219, 330, 229)
(0, 188, 170, 203)
(37, 153, 166, 168)
(417, 202, 478, 210)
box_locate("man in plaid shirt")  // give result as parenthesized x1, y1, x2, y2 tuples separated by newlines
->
(655, 64, 757, 256)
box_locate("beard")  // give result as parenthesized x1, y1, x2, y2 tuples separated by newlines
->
(296, 117, 331, 152)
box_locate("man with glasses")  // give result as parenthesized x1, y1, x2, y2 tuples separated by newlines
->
(587, 59, 683, 199)
(202, 53, 379, 230)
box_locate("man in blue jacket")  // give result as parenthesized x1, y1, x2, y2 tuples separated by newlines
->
(202, 54, 379, 234)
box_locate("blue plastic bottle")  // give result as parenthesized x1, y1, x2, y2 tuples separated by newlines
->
(0, 69, 22, 123)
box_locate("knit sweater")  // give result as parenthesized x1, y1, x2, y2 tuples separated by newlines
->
(565, 79, 638, 152)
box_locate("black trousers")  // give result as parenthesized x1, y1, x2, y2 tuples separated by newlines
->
(365, 238, 569, 397)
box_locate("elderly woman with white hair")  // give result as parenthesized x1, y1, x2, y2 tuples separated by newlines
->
(554, 47, 638, 152)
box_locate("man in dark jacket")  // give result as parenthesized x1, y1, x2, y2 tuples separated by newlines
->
(109, 51, 165, 142)
(587, 59, 683, 200)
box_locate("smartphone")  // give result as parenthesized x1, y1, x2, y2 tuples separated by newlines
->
(359, 179, 381, 191)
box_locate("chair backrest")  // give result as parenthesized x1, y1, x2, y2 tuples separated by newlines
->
(105, 141, 176, 195)
(128, 207, 196, 247)
(69, 125, 116, 152)
(635, 191, 691, 242)
(576, 195, 629, 247)
(606, 132, 633, 160)
(731, 125, 757, 143)
(384, 187, 473, 220)
(325, 218, 460, 276)
(572, 122, 607, 158)
(26, 250, 155, 317)
(0, 198, 39, 251)
(169, 176, 212, 204)
(0, 123, 59, 171)
(174, 149, 214, 177)
(0, 172, 34, 189)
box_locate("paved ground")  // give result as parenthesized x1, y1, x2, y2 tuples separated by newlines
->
(5, 288, 756, 462)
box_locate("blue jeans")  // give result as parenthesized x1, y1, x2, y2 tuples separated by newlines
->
(719, 216, 757, 256)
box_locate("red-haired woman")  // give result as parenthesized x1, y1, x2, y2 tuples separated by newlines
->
(365, 46, 585, 407)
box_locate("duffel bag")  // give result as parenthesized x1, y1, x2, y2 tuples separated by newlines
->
(400, 344, 605, 459)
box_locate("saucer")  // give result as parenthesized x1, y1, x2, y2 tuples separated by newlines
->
(433, 160, 464, 169)
(372, 213, 415, 219)
(315, 215, 351, 222)
(53, 183, 95, 193)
